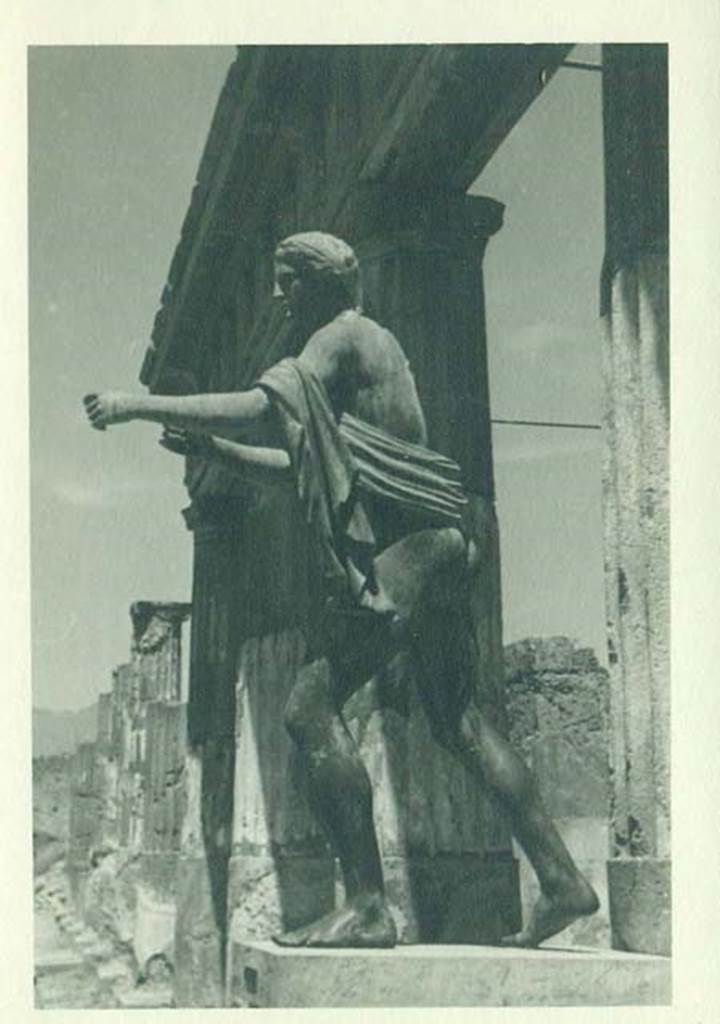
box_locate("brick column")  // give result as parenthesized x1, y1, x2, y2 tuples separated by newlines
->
(601, 44, 670, 955)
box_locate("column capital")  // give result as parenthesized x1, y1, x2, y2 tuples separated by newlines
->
(130, 601, 191, 631)
(130, 601, 192, 654)
(338, 185, 504, 256)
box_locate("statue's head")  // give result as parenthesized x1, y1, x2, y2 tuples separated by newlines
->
(273, 232, 362, 328)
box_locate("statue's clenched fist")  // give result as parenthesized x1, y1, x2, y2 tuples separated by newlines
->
(158, 427, 215, 457)
(83, 392, 134, 430)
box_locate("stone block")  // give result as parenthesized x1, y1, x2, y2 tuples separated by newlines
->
(227, 940, 671, 1007)
(607, 858, 671, 956)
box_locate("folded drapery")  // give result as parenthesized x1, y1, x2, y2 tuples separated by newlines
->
(257, 357, 467, 604)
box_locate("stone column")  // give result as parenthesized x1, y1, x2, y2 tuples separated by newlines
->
(125, 602, 191, 853)
(174, 511, 248, 1008)
(600, 44, 670, 955)
(112, 663, 136, 849)
(319, 187, 520, 941)
(135, 700, 188, 976)
(116, 602, 191, 977)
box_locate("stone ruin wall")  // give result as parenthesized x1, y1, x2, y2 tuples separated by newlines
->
(55, 602, 191, 978)
(33, 755, 72, 844)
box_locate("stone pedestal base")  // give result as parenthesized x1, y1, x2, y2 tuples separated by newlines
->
(227, 940, 671, 1007)
(608, 858, 671, 955)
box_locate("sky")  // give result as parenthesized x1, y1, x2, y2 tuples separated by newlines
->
(473, 44, 606, 654)
(29, 45, 606, 712)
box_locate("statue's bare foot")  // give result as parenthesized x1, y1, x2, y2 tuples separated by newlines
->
(501, 877, 599, 948)
(273, 895, 397, 949)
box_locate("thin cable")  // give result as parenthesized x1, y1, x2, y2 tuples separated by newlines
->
(491, 418, 602, 430)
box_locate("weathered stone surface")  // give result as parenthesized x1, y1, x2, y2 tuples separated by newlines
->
(503, 641, 610, 803)
(503, 637, 611, 947)
(173, 851, 227, 1007)
(228, 854, 335, 941)
(32, 755, 72, 842)
(80, 848, 141, 948)
(607, 858, 671, 956)
(601, 45, 669, 955)
(228, 940, 670, 1008)
(142, 702, 187, 855)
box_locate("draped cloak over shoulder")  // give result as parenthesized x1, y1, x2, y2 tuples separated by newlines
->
(257, 357, 468, 606)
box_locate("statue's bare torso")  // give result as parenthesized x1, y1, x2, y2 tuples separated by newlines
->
(296, 311, 437, 554)
(297, 311, 427, 445)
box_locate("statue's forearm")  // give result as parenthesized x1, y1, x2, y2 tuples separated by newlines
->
(209, 437, 293, 486)
(128, 388, 270, 440)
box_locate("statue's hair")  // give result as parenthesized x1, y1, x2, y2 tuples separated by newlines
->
(274, 231, 362, 309)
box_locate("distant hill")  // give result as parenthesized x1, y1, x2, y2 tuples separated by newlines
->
(32, 703, 98, 758)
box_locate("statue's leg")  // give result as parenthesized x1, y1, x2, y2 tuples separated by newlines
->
(274, 525, 513, 950)
(274, 652, 397, 948)
(450, 701, 599, 946)
(410, 588, 599, 947)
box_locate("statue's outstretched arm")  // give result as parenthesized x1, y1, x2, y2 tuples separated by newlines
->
(83, 387, 270, 441)
(159, 428, 292, 487)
